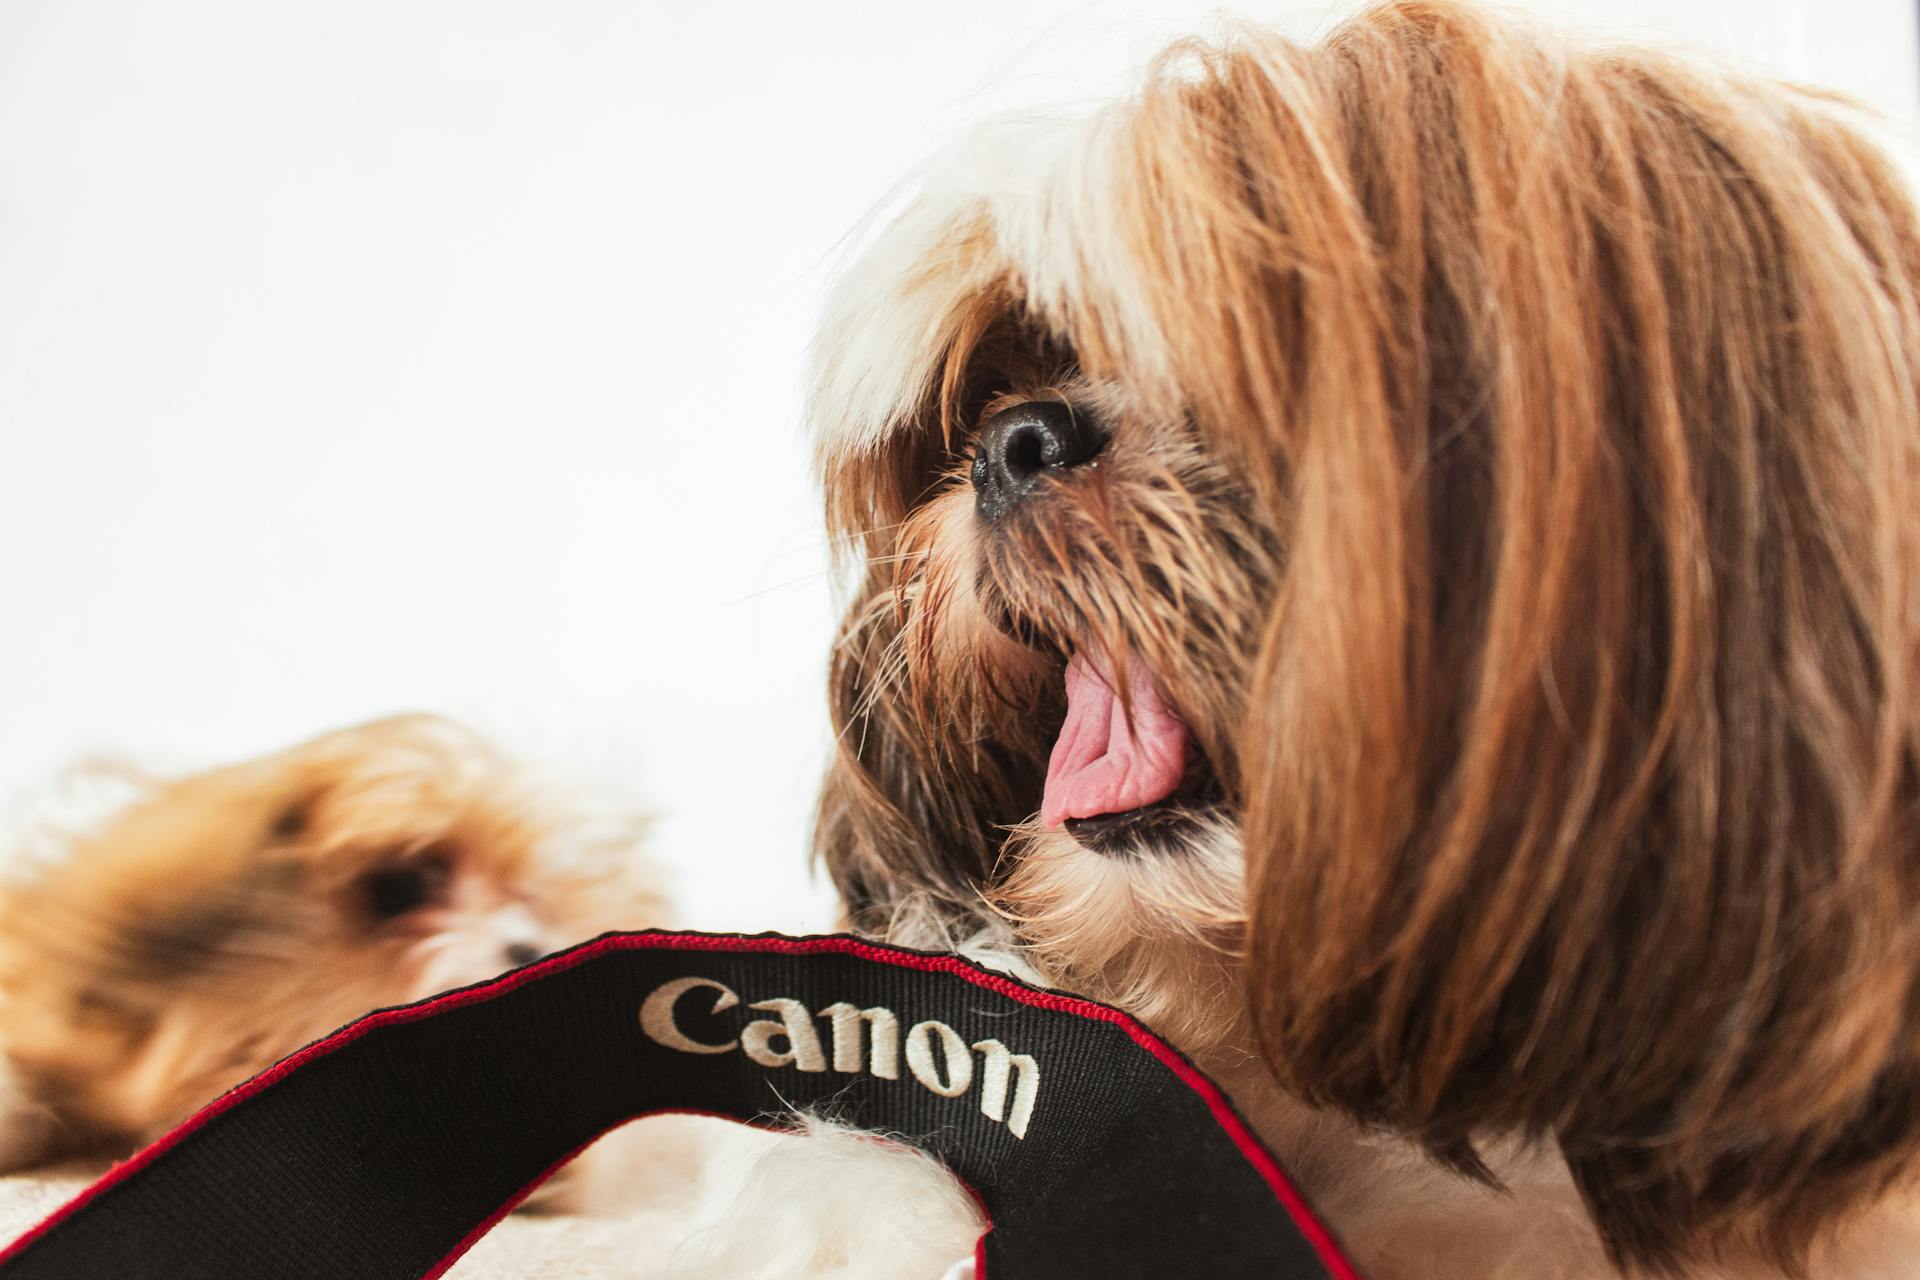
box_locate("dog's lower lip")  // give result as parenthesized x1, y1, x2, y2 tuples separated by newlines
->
(1063, 805, 1181, 853)
(1064, 809, 1153, 841)
(1057, 766, 1223, 854)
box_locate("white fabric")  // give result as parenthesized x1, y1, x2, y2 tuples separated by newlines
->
(0, 1118, 985, 1279)
(0, 1163, 681, 1278)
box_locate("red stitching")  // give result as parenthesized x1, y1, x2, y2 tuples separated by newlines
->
(0, 931, 1360, 1280)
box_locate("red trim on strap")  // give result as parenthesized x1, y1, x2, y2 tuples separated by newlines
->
(0, 931, 1361, 1280)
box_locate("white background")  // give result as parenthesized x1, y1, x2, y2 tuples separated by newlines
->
(2, 1, 1915, 931)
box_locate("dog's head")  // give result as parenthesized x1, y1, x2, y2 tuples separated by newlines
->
(812, 2, 1920, 1268)
(0, 714, 666, 1158)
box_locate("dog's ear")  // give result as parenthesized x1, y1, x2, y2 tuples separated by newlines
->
(1188, 6, 1920, 1271)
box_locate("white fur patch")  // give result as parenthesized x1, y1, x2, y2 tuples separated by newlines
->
(809, 107, 1151, 464)
(658, 1116, 982, 1280)
(0, 755, 153, 885)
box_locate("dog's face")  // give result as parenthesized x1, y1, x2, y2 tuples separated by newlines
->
(812, 2, 1920, 1270)
(824, 368, 1273, 1047)
(0, 715, 665, 1159)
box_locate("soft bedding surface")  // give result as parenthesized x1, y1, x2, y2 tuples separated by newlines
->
(0, 1161, 677, 1278)
(0, 1111, 990, 1279)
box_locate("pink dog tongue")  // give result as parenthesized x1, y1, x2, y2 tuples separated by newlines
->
(1041, 653, 1190, 827)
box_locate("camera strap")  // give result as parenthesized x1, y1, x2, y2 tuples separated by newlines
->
(0, 931, 1361, 1279)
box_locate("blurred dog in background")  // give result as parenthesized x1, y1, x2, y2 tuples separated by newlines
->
(0, 715, 984, 1278)
(0, 714, 669, 1171)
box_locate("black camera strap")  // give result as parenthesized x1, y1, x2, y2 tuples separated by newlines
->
(0, 931, 1361, 1279)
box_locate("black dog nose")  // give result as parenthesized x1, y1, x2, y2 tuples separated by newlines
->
(970, 401, 1107, 520)
(502, 941, 543, 967)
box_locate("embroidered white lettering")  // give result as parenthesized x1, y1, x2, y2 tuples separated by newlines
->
(971, 1039, 1040, 1139)
(639, 977, 740, 1054)
(906, 1020, 973, 1097)
(819, 1002, 901, 1079)
(742, 998, 828, 1072)
(637, 979, 1039, 1137)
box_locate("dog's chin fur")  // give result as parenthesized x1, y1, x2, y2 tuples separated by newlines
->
(0, 715, 671, 1169)
(802, 1, 1920, 1276)
(990, 815, 1245, 1054)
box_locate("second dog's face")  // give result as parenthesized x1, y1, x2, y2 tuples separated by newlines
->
(0, 716, 666, 1158)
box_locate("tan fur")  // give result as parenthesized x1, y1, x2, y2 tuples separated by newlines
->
(811, 2, 1920, 1274)
(0, 715, 668, 1166)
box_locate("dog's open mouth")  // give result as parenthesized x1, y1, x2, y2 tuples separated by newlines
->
(1041, 652, 1192, 830)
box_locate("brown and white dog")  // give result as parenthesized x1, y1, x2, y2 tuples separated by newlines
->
(804, 2, 1920, 1276)
(0, 715, 989, 1277)
(0, 714, 670, 1172)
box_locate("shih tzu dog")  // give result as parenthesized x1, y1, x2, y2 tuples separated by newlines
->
(0, 714, 669, 1172)
(805, 1, 1920, 1276)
